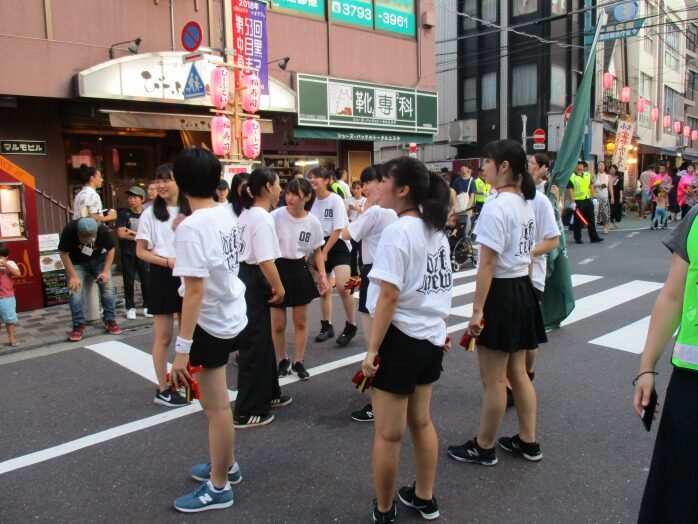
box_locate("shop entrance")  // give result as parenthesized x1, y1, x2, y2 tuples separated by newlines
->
(103, 143, 155, 210)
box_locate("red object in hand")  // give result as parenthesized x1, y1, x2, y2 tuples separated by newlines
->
(574, 209, 589, 226)
(352, 356, 380, 392)
(166, 363, 204, 400)
(344, 276, 361, 293)
(460, 319, 484, 352)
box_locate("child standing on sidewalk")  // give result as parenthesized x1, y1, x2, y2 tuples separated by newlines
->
(652, 182, 669, 230)
(0, 243, 20, 347)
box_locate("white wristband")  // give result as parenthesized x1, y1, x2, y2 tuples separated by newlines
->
(175, 336, 193, 354)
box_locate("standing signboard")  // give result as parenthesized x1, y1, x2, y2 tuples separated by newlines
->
(38, 234, 69, 306)
(612, 120, 635, 173)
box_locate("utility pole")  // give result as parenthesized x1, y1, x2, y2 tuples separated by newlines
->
(500, 0, 508, 139)
(582, 0, 593, 160)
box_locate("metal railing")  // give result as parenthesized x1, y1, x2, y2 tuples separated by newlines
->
(34, 188, 73, 235)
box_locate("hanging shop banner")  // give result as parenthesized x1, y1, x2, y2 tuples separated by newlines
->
(231, 0, 269, 95)
(271, 0, 325, 18)
(330, 0, 373, 29)
(374, 0, 416, 37)
(612, 120, 635, 173)
(294, 127, 434, 143)
(297, 74, 437, 134)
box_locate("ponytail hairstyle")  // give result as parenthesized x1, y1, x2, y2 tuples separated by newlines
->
(230, 167, 278, 215)
(152, 163, 191, 222)
(380, 157, 450, 231)
(284, 178, 315, 211)
(78, 164, 97, 184)
(482, 139, 536, 200)
(230, 172, 250, 208)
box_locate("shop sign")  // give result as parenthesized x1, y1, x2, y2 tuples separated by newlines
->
(293, 127, 434, 144)
(600, 2, 644, 42)
(0, 140, 46, 155)
(231, 0, 269, 95)
(375, 0, 415, 37)
(297, 74, 437, 134)
(330, 0, 373, 29)
(271, 0, 325, 18)
(612, 120, 635, 173)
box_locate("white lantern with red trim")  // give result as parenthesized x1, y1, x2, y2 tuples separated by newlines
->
(211, 115, 232, 156)
(636, 97, 645, 113)
(603, 72, 613, 90)
(651, 107, 659, 122)
(664, 115, 672, 129)
(684, 125, 691, 137)
(241, 118, 261, 159)
(241, 73, 261, 114)
(621, 86, 631, 103)
(210, 67, 230, 110)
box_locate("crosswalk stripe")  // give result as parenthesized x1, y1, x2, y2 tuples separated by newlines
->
(453, 269, 477, 280)
(588, 316, 651, 354)
(86, 341, 163, 384)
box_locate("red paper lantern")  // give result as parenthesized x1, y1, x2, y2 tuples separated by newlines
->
(636, 97, 645, 113)
(684, 125, 691, 137)
(692, 130, 698, 141)
(241, 73, 261, 114)
(211, 115, 232, 156)
(674, 120, 682, 134)
(651, 107, 659, 122)
(621, 86, 631, 103)
(241, 118, 261, 159)
(603, 72, 613, 90)
(664, 115, 672, 129)
(210, 66, 230, 110)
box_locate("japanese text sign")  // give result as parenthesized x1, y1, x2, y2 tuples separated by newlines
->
(231, 0, 268, 95)
(0, 140, 46, 155)
(375, 0, 415, 37)
(612, 120, 635, 173)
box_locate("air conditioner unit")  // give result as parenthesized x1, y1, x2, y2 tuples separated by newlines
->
(448, 119, 477, 144)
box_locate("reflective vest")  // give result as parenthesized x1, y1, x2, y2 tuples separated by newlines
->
(672, 217, 698, 371)
(331, 182, 346, 199)
(570, 173, 592, 200)
(474, 178, 490, 203)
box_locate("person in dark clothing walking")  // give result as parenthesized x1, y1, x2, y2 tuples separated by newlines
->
(567, 161, 603, 244)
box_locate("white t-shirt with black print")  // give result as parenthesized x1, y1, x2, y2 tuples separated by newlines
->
(367, 216, 452, 346)
(136, 205, 180, 258)
(173, 205, 247, 339)
(529, 190, 560, 292)
(346, 196, 366, 222)
(310, 192, 348, 237)
(237, 206, 281, 265)
(348, 205, 398, 265)
(474, 192, 535, 278)
(271, 206, 324, 260)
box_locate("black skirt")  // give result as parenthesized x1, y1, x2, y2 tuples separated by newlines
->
(272, 257, 319, 308)
(146, 264, 182, 315)
(358, 263, 372, 314)
(477, 276, 547, 352)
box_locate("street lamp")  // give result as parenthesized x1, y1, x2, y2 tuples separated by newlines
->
(268, 56, 291, 70)
(109, 37, 142, 59)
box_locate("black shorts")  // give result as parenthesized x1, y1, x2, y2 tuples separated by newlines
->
(533, 287, 543, 302)
(324, 237, 351, 272)
(147, 264, 182, 315)
(189, 324, 240, 369)
(358, 263, 372, 314)
(373, 324, 444, 395)
(271, 258, 319, 308)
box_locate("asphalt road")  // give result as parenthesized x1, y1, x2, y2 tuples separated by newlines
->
(0, 220, 675, 523)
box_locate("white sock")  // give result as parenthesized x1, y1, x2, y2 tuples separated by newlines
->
(207, 480, 231, 492)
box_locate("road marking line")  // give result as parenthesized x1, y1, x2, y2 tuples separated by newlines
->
(578, 257, 595, 265)
(86, 341, 163, 384)
(453, 269, 477, 280)
(588, 316, 650, 354)
(626, 231, 639, 238)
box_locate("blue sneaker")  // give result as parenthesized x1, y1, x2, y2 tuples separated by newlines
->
(190, 462, 242, 484)
(173, 480, 234, 513)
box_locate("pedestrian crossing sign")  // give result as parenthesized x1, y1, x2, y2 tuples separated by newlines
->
(183, 63, 205, 100)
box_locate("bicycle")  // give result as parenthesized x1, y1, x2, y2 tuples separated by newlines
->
(450, 206, 479, 271)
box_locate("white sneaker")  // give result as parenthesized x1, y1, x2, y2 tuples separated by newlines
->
(126, 308, 137, 320)
(142, 308, 153, 318)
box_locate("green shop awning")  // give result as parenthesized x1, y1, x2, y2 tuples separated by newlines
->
(293, 127, 434, 144)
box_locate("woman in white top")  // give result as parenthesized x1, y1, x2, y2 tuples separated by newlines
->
(594, 161, 611, 234)
(308, 167, 357, 347)
(270, 178, 329, 380)
(136, 163, 191, 408)
(361, 157, 452, 523)
(346, 181, 367, 277)
(231, 168, 290, 428)
(447, 139, 546, 467)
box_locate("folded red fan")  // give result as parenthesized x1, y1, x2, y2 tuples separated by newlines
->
(166, 363, 204, 400)
(351, 356, 380, 392)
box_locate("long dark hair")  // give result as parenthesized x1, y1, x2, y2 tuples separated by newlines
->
(152, 163, 191, 222)
(483, 139, 536, 200)
(380, 157, 450, 230)
(230, 167, 278, 215)
(284, 178, 315, 211)
(533, 153, 549, 169)
(78, 164, 97, 184)
(230, 172, 250, 206)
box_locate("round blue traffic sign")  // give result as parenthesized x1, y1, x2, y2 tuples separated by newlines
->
(614, 1, 639, 23)
(181, 21, 203, 52)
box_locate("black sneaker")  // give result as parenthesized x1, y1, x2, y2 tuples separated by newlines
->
(336, 322, 358, 347)
(397, 483, 439, 520)
(315, 321, 335, 342)
(154, 388, 190, 408)
(292, 361, 310, 380)
(270, 395, 293, 408)
(351, 403, 374, 422)
(447, 439, 498, 466)
(498, 434, 543, 462)
(233, 413, 274, 428)
(372, 500, 397, 523)
(278, 358, 291, 377)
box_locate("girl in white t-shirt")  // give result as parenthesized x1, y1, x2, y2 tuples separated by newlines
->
(346, 181, 367, 277)
(361, 157, 452, 522)
(136, 163, 191, 408)
(447, 139, 547, 468)
(231, 168, 291, 428)
(270, 178, 329, 380)
(308, 167, 357, 347)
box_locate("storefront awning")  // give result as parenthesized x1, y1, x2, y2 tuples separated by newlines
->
(101, 110, 273, 134)
(683, 151, 698, 162)
(293, 127, 433, 144)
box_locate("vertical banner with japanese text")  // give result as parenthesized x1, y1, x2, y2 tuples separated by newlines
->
(612, 120, 635, 173)
(232, 0, 269, 95)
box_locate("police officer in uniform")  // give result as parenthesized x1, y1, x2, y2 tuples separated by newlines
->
(474, 167, 491, 213)
(567, 160, 603, 244)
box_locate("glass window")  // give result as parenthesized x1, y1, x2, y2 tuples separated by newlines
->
(664, 86, 681, 128)
(640, 73, 652, 101)
(463, 77, 477, 113)
(0, 184, 27, 240)
(688, 24, 698, 53)
(481, 72, 497, 110)
(551, 0, 566, 14)
(644, 3, 656, 54)
(513, 0, 537, 17)
(550, 65, 566, 108)
(666, 22, 681, 71)
(461, 0, 476, 30)
(482, 0, 496, 22)
(512, 64, 537, 106)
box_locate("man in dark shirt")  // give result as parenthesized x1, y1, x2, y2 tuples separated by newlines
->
(116, 186, 150, 320)
(58, 217, 121, 341)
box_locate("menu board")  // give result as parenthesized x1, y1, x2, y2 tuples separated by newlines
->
(38, 234, 69, 306)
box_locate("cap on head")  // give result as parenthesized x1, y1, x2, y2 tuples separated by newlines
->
(125, 186, 146, 198)
(77, 217, 98, 236)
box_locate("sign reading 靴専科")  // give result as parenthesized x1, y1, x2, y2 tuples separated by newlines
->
(296, 74, 437, 135)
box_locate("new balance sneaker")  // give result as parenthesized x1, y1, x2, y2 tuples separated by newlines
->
(292, 361, 310, 380)
(190, 462, 243, 485)
(315, 321, 335, 342)
(173, 480, 233, 513)
(154, 388, 190, 408)
(372, 500, 397, 524)
(126, 308, 137, 320)
(278, 358, 291, 377)
(447, 439, 498, 466)
(397, 483, 440, 520)
(336, 322, 358, 347)
(103, 319, 122, 335)
(498, 434, 543, 462)
(270, 395, 293, 408)
(68, 324, 86, 342)
(351, 403, 374, 422)
(233, 413, 274, 428)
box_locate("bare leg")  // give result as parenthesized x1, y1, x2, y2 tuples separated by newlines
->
(475, 345, 509, 448)
(333, 264, 356, 325)
(270, 307, 288, 362)
(319, 283, 332, 322)
(507, 351, 537, 443)
(360, 312, 372, 343)
(291, 305, 308, 362)
(525, 349, 536, 376)
(152, 314, 174, 392)
(7, 324, 16, 345)
(406, 384, 437, 501)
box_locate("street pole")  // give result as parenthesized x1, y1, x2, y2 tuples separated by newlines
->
(582, 0, 593, 161)
(522, 114, 527, 149)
